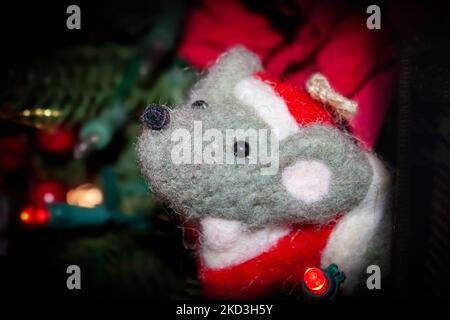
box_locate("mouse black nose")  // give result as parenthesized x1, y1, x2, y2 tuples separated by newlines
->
(141, 104, 170, 130)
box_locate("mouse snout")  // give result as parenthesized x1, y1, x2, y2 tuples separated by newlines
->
(141, 104, 170, 130)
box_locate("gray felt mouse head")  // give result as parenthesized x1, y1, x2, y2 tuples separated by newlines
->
(137, 47, 372, 229)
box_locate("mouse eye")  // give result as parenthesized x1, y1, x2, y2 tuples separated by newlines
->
(233, 141, 250, 158)
(191, 100, 208, 109)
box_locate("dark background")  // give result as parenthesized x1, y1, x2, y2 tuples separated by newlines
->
(0, 0, 449, 300)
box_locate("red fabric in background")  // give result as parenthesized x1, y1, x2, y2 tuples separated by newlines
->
(178, 0, 398, 149)
(179, 0, 284, 69)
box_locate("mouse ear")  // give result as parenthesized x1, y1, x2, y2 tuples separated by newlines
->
(208, 46, 263, 80)
(306, 73, 357, 122)
(190, 46, 263, 103)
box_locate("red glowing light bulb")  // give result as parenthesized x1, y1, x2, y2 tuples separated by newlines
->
(304, 267, 329, 295)
(36, 208, 50, 224)
(19, 206, 50, 226)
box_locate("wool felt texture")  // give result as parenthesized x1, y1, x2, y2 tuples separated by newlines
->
(200, 217, 291, 269)
(233, 76, 301, 141)
(281, 160, 332, 204)
(137, 47, 391, 298)
(178, 0, 397, 149)
(138, 47, 372, 229)
(141, 104, 171, 130)
(321, 153, 392, 294)
(199, 221, 338, 299)
(198, 151, 392, 298)
(255, 72, 335, 127)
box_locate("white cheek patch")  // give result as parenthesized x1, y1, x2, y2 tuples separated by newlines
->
(233, 77, 299, 141)
(282, 160, 332, 203)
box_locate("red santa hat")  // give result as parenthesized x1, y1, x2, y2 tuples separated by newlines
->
(232, 70, 357, 143)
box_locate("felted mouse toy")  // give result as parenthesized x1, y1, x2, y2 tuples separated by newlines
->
(137, 47, 392, 299)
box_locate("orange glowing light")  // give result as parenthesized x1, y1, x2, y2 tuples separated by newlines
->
(304, 267, 329, 295)
(20, 211, 31, 223)
(66, 184, 103, 208)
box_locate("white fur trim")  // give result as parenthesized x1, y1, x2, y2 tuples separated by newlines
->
(282, 160, 332, 203)
(201, 217, 244, 251)
(320, 153, 391, 294)
(201, 217, 290, 269)
(233, 77, 299, 140)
